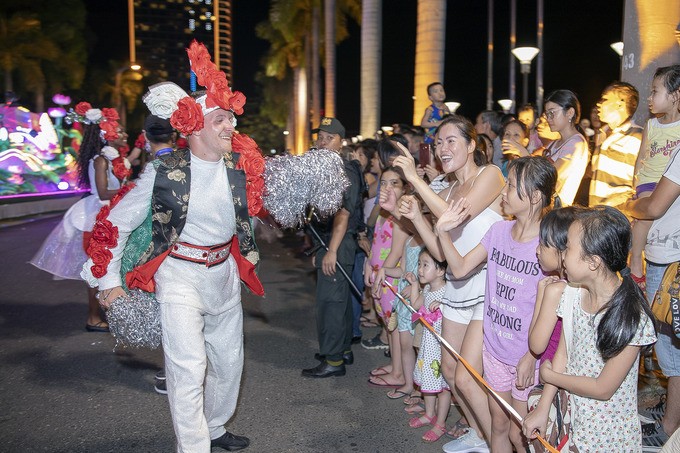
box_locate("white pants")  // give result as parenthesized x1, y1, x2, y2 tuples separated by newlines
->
(156, 255, 243, 453)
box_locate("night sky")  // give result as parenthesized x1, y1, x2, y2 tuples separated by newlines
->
(86, 0, 624, 136)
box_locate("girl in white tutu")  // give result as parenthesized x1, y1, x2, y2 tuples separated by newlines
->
(31, 103, 128, 331)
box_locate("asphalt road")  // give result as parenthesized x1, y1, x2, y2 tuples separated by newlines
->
(0, 215, 464, 453)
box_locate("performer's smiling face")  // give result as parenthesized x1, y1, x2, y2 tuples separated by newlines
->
(198, 109, 236, 156)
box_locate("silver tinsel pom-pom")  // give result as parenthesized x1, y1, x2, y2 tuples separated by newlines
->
(107, 289, 161, 349)
(263, 148, 350, 228)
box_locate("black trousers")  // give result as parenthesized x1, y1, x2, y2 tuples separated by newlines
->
(315, 262, 354, 362)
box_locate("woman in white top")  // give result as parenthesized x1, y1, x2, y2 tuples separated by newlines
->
(31, 113, 126, 331)
(542, 90, 589, 206)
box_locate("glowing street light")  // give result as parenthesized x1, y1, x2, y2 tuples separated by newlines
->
(512, 46, 539, 106)
(497, 99, 514, 113)
(610, 42, 624, 57)
(445, 102, 461, 113)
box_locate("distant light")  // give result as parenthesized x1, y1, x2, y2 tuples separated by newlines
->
(52, 94, 71, 106)
(511, 47, 540, 64)
(356, 135, 363, 141)
(270, 149, 276, 154)
(351, 137, 358, 144)
(610, 41, 624, 57)
(412, 96, 417, 100)
(497, 99, 514, 112)
(48, 107, 67, 118)
(445, 102, 461, 113)
(57, 181, 69, 190)
(130, 63, 141, 71)
(283, 130, 289, 136)
(381, 126, 394, 133)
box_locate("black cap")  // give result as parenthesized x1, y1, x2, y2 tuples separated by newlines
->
(312, 117, 345, 138)
(144, 114, 174, 137)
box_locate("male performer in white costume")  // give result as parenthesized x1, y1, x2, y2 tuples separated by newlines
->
(84, 42, 264, 452)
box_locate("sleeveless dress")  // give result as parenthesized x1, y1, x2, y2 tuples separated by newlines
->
(395, 236, 423, 334)
(369, 215, 398, 321)
(439, 167, 503, 320)
(413, 284, 449, 393)
(30, 157, 121, 280)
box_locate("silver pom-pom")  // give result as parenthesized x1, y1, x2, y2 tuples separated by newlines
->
(107, 289, 162, 349)
(263, 148, 350, 228)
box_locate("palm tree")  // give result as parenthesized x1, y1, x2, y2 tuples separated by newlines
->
(412, 0, 447, 125)
(0, 10, 59, 110)
(360, 0, 381, 138)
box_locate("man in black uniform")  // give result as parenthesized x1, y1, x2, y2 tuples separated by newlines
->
(302, 117, 363, 378)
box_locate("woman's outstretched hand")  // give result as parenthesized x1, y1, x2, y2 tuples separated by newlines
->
(435, 198, 471, 233)
(392, 142, 418, 182)
(379, 183, 397, 213)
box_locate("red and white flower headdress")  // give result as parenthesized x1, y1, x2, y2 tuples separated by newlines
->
(142, 40, 246, 136)
(65, 102, 120, 141)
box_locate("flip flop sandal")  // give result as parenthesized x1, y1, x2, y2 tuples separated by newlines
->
(369, 366, 390, 377)
(446, 419, 470, 439)
(422, 423, 447, 443)
(386, 389, 410, 399)
(367, 376, 404, 388)
(409, 414, 435, 428)
(360, 320, 380, 328)
(404, 392, 423, 405)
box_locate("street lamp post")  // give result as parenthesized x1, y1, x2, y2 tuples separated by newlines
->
(497, 99, 513, 113)
(445, 102, 461, 114)
(112, 64, 142, 126)
(511, 47, 539, 107)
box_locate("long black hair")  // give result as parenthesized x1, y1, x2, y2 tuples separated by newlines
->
(507, 156, 560, 219)
(76, 123, 103, 188)
(577, 206, 656, 360)
(539, 206, 584, 251)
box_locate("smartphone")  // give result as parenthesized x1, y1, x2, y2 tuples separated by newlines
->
(419, 143, 431, 167)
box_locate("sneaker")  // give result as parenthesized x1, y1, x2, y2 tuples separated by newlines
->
(154, 379, 168, 395)
(361, 333, 389, 350)
(442, 429, 489, 453)
(155, 369, 166, 381)
(640, 394, 666, 422)
(642, 421, 669, 450)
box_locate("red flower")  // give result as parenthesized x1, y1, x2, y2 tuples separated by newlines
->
(91, 220, 118, 249)
(232, 133, 265, 216)
(75, 102, 92, 115)
(187, 41, 215, 86)
(110, 182, 136, 208)
(118, 144, 130, 158)
(100, 121, 119, 141)
(229, 91, 246, 115)
(134, 133, 146, 149)
(240, 152, 265, 176)
(170, 97, 204, 135)
(88, 246, 113, 278)
(112, 158, 131, 181)
(176, 137, 188, 149)
(96, 205, 111, 222)
(101, 108, 120, 121)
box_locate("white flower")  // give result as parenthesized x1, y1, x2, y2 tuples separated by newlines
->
(101, 145, 120, 160)
(85, 108, 103, 123)
(123, 158, 131, 169)
(143, 82, 189, 119)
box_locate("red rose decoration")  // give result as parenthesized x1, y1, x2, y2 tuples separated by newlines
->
(240, 153, 265, 177)
(229, 91, 246, 115)
(88, 246, 113, 278)
(96, 205, 111, 222)
(171, 97, 204, 135)
(118, 144, 130, 158)
(187, 41, 215, 86)
(101, 108, 120, 121)
(134, 133, 146, 149)
(91, 220, 119, 249)
(100, 121, 119, 140)
(75, 102, 92, 115)
(206, 73, 232, 110)
(176, 137, 188, 148)
(90, 264, 108, 279)
(112, 158, 131, 181)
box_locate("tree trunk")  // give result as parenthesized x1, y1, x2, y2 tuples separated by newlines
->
(311, 5, 321, 127)
(412, 0, 446, 125)
(324, 0, 336, 118)
(360, 0, 382, 138)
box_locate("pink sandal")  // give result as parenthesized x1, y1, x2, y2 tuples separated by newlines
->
(409, 414, 435, 428)
(422, 423, 447, 442)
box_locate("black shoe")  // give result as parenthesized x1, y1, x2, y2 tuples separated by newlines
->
(351, 335, 362, 344)
(314, 351, 354, 365)
(301, 361, 346, 378)
(210, 431, 250, 451)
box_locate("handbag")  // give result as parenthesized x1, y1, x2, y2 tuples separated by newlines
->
(652, 262, 680, 339)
